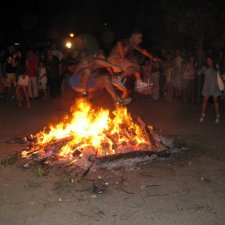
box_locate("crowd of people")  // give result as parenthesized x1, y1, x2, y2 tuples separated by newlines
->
(0, 30, 225, 123)
(149, 48, 225, 123)
(0, 43, 65, 107)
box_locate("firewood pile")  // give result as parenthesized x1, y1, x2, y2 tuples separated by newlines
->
(3, 100, 178, 177)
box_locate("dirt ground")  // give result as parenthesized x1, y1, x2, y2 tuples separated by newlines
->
(0, 90, 225, 225)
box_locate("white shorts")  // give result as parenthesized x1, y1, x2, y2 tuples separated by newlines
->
(18, 75, 29, 86)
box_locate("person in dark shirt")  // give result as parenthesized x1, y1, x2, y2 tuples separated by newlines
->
(46, 50, 60, 98)
(5, 52, 17, 99)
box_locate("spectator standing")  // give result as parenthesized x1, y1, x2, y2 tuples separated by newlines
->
(16, 57, 30, 108)
(46, 50, 60, 98)
(51, 43, 64, 95)
(5, 48, 17, 99)
(198, 57, 221, 123)
(26, 49, 39, 99)
(15, 50, 24, 80)
(38, 61, 48, 100)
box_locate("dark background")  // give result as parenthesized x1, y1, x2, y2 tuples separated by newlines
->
(1, 0, 225, 52)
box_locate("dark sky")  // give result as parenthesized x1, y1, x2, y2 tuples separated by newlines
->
(1, 0, 225, 51)
(0, 0, 165, 46)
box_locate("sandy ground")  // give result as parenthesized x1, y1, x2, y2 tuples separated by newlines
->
(0, 90, 225, 225)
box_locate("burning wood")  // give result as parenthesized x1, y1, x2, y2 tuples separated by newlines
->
(19, 99, 170, 172)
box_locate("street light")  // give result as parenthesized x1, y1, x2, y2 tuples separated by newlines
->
(69, 33, 74, 38)
(65, 41, 72, 49)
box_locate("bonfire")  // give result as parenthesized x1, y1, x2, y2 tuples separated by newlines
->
(20, 99, 169, 171)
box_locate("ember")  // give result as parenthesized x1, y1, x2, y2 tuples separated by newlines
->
(21, 99, 167, 169)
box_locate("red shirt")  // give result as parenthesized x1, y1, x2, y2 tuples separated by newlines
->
(26, 55, 38, 77)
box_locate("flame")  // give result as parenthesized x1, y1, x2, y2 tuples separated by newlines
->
(21, 99, 152, 163)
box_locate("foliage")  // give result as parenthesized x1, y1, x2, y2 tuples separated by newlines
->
(34, 164, 49, 177)
(160, 0, 225, 44)
(0, 154, 18, 168)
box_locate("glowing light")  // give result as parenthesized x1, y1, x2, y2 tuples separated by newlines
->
(69, 33, 75, 38)
(65, 41, 72, 49)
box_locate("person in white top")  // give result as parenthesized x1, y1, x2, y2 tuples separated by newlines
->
(38, 61, 48, 100)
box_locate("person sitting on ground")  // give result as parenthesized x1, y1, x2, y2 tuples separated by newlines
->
(107, 30, 159, 94)
(69, 50, 132, 106)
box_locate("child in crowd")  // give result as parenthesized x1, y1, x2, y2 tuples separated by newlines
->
(38, 61, 48, 100)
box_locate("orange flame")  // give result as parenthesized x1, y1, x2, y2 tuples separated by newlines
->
(21, 99, 151, 162)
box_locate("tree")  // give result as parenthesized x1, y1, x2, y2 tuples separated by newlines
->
(160, 0, 225, 56)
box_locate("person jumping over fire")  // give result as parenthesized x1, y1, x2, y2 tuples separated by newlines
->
(107, 30, 160, 94)
(69, 50, 132, 106)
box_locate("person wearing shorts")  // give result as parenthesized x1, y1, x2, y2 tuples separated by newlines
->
(16, 61, 31, 108)
(69, 50, 132, 106)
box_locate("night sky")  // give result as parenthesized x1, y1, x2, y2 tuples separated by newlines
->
(1, 0, 225, 51)
(0, 1, 164, 45)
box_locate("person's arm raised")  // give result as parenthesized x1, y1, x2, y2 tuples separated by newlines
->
(135, 46, 160, 62)
(94, 58, 122, 72)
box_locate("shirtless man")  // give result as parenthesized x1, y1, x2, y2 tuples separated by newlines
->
(69, 50, 132, 106)
(92, 50, 129, 99)
(107, 30, 159, 93)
